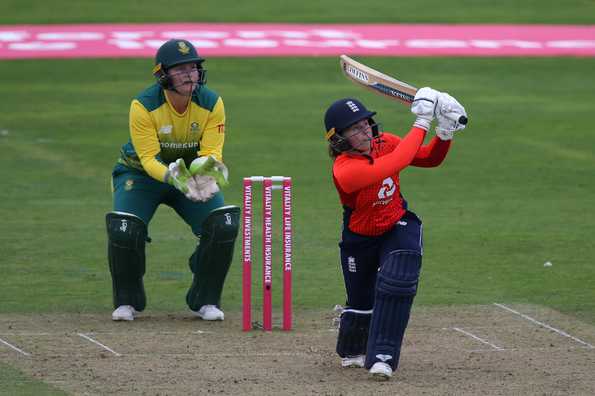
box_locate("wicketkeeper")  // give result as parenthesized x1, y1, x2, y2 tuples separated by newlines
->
(324, 90, 467, 379)
(106, 39, 239, 322)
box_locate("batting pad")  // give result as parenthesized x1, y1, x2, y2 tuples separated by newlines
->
(365, 249, 421, 370)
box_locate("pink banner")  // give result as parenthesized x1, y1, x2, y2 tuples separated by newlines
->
(1, 23, 594, 58)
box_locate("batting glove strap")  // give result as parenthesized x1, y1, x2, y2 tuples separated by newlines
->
(413, 117, 432, 131)
(435, 127, 455, 141)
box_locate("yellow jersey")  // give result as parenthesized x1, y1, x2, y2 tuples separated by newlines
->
(118, 83, 225, 182)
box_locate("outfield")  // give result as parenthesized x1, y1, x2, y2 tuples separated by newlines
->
(1, 1, 595, 394)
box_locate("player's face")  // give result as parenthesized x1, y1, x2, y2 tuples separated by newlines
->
(168, 63, 199, 95)
(343, 119, 373, 154)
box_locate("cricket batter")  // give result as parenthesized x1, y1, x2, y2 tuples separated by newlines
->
(324, 89, 467, 379)
(106, 39, 239, 322)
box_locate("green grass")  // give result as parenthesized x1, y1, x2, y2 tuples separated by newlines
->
(2, 0, 595, 24)
(1, 56, 594, 323)
(0, 363, 66, 395)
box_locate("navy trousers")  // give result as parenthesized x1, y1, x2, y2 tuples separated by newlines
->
(339, 211, 423, 310)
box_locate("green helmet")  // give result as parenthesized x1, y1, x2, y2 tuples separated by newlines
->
(152, 39, 206, 88)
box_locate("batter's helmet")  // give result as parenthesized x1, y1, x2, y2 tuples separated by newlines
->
(324, 98, 378, 154)
(152, 39, 206, 89)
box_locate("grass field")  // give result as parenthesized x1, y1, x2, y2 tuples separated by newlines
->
(1, 1, 595, 394)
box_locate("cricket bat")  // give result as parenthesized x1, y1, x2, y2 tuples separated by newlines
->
(339, 54, 467, 124)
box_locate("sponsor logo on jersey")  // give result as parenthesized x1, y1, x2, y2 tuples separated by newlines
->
(159, 125, 173, 134)
(372, 177, 397, 207)
(378, 177, 396, 199)
(190, 122, 200, 133)
(160, 141, 199, 149)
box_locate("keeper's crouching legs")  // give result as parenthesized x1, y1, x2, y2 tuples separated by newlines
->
(186, 206, 240, 311)
(106, 212, 149, 311)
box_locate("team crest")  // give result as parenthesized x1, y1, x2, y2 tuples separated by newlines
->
(125, 179, 134, 191)
(178, 41, 190, 54)
(190, 122, 200, 133)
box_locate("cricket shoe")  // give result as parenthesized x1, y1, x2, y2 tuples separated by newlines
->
(112, 305, 136, 321)
(369, 362, 393, 381)
(341, 355, 366, 368)
(194, 305, 224, 321)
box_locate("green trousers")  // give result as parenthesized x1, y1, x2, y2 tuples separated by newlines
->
(111, 164, 224, 235)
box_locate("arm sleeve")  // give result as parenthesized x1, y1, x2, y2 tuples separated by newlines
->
(197, 97, 225, 162)
(411, 136, 452, 167)
(333, 127, 426, 193)
(129, 100, 169, 182)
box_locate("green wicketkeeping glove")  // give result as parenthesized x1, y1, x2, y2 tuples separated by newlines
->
(167, 158, 193, 193)
(190, 156, 229, 187)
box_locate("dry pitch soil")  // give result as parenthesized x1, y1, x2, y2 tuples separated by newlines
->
(1, 304, 594, 395)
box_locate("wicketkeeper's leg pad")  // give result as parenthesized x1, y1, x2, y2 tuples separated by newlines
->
(365, 249, 422, 370)
(186, 205, 240, 310)
(106, 211, 149, 311)
(336, 308, 373, 358)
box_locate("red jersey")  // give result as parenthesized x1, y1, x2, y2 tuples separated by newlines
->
(332, 128, 451, 236)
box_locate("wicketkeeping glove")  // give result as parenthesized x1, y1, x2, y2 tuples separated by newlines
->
(167, 158, 193, 194)
(411, 87, 440, 131)
(188, 175, 220, 202)
(190, 155, 229, 187)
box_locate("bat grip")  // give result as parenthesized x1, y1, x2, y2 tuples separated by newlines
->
(458, 116, 468, 125)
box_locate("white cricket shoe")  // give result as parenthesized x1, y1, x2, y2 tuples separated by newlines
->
(112, 305, 136, 321)
(341, 355, 365, 368)
(194, 305, 224, 321)
(369, 362, 393, 380)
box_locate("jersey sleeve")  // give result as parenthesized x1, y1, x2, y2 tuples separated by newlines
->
(333, 127, 426, 193)
(411, 136, 452, 167)
(129, 99, 168, 182)
(197, 97, 226, 162)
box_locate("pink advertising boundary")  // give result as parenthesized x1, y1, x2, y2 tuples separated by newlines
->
(0, 23, 594, 59)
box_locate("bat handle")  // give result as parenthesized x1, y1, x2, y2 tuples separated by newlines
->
(458, 116, 468, 125)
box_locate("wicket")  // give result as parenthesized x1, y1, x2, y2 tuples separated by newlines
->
(242, 176, 293, 331)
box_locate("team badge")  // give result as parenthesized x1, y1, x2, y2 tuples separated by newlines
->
(190, 122, 200, 133)
(125, 179, 134, 191)
(178, 41, 190, 54)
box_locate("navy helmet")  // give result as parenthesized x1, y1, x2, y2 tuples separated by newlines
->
(152, 39, 207, 89)
(324, 98, 378, 154)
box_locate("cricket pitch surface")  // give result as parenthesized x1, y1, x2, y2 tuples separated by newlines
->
(1, 304, 594, 395)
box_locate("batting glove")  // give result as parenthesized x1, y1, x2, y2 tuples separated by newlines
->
(435, 92, 467, 141)
(411, 87, 440, 131)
